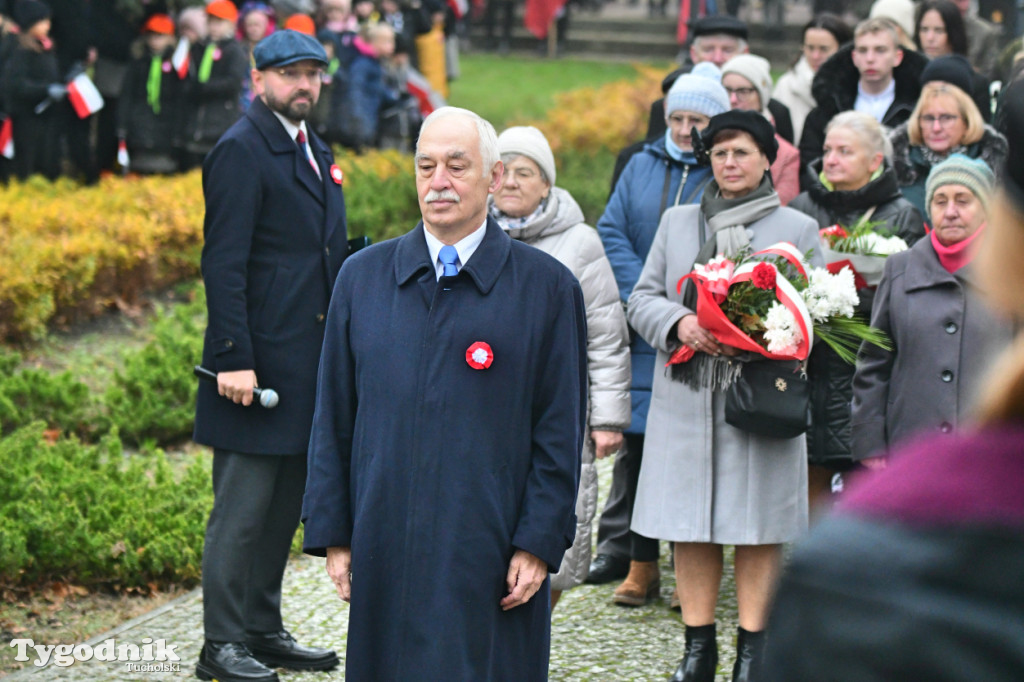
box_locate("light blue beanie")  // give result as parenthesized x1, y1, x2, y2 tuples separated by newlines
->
(665, 62, 730, 119)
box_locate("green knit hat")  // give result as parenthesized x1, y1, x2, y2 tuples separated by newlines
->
(925, 154, 995, 212)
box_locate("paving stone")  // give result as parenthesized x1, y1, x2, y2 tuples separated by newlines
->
(8, 456, 741, 681)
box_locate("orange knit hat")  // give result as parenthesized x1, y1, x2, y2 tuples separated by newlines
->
(283, 14, 315, 35)
(141, 13, 175, 35)
(206, 0, 239, 22)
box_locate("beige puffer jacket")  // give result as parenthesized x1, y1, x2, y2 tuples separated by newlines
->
(495, 187, 632, 590)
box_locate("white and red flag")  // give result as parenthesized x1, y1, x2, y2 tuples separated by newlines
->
(67, 74, 104, 119)
(0, 118, 13, 159)
(171, 37, 191, 79)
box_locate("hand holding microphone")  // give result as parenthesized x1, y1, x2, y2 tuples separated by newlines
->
(194, 365, 279, 408)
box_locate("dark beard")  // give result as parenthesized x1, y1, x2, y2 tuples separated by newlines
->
(263, 89, 316, 123)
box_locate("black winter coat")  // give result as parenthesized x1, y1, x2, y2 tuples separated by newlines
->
(183, 38, 247, 154)
(117, 47, 186, 156)
(799, 44, 928, 188)
(789, 161, 925, 468)
(1, 38, 59, 117)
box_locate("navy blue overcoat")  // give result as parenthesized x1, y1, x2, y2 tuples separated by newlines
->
(302, 219, 587, 680)
(193, 96, 349, 455)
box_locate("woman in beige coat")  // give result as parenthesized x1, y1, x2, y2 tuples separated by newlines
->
(490, 126, 632, 608)
(628, 111, 821, 682)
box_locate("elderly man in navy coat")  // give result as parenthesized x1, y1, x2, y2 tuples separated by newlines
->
(193, 30, 347, 682)
(302, 106, 588, 680)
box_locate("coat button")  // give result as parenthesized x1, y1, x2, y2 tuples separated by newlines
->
(945, 321, 958, 334)
(224, 339, 233, 348)
(940, 422, 953, 433)
(941, 370, 953, 382)
(315, 313, 325, 323)
(325, 246, 331, 256)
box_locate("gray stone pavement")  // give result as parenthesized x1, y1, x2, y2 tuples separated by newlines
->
(8, 456, 741, 681)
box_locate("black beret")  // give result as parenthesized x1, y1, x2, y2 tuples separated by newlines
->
(695, 109, 778, 165)
(13, 0, 50, 30)
(688, 15, 748, 41)
(920, 55, 974, 96)
(253, 29, 329, 70)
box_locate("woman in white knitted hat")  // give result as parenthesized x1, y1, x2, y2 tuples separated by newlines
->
(490, 125, 632, 610)
(721, 54, 802, 205)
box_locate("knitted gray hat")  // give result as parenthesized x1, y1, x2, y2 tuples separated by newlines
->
(665, 62, 730, 119)
(497, 126, 556, 185)
(721, 54, 773, 117)
(925, 154, 995, 212)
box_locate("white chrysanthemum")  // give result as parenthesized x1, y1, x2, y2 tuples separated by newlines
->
(763, 302, 803, 355)
(802, 267, 859, 321)
(472, 348, 489, 364)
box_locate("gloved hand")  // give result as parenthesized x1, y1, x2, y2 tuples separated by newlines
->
(47, 83, 67, 100)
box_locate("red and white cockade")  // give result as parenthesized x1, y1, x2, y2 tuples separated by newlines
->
(466, 342, 494, 370)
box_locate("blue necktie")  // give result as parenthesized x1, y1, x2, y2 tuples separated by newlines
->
(439, 245, 459, 278)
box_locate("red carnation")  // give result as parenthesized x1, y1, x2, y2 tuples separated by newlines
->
(752, 262, 777, 290)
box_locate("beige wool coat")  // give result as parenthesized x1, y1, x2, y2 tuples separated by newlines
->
(496, 187, 632, 588)
(627, 202, 820, 544)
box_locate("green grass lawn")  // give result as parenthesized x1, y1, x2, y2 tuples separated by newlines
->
(448, 54, 666, 128)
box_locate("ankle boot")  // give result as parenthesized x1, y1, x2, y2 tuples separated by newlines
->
(668, 623, 717, 682)
(612, 560, 660, 606)
(732, 627, 766, 682)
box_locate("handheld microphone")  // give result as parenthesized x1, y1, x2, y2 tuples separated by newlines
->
(193, 365, 280, 409)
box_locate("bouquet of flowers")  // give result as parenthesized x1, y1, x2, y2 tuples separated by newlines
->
(819, 219, 910, 288)
(668, 242, 890, 390)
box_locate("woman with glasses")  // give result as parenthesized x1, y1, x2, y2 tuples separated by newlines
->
(774, 14, 852, 146)
(890, 57, 1006, 221)
(721, 54, 802, 205)
(628, 110, 821, 682)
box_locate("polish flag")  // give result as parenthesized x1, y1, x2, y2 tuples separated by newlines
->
(117, 140, 130, 169)
(405, 67, 446, 118)
(0, 118, 13, 159)
(446, 0, 468, 19)
(171, 37, 190, 79)
(524, 0, 566, 38)
(67, 74, 104, 119)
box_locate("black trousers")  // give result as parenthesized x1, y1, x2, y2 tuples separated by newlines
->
(202, 450, 307, 642)
(594, 433, 659, 562)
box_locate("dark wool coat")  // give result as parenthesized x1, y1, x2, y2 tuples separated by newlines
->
(302, 219, 587, 681)
(117, 46, 187, 157)
(193, 96, 349, 455)
(183, 37, 247, 155)
(850, 237, 1014, 460)
(799, 43, 928, 186)
(763, 425, 1024, 682)
(889, 122, 1008, 223)
(0, 37, 61, 179)
(596, 139, 713, 434)
(789, 161, 925, 467)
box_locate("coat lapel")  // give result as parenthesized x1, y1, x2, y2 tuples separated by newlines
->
(247, 97, 325, 207)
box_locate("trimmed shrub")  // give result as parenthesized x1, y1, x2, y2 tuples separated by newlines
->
(0, 425, 211, 588)
(0, 350, 96, 438)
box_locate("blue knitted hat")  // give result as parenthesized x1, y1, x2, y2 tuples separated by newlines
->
(665, 62, 730, 119)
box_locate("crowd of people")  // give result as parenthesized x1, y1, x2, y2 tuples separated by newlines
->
(0, 0, 458, 182)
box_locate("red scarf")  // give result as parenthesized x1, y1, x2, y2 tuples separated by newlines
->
(930, 223, 985, 273)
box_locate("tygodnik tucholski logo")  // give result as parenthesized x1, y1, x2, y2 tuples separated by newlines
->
(10, 637, 181, 672)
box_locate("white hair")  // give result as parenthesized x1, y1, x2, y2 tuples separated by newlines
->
(825, 110, 894, 161)
(418, 106, 500, 178)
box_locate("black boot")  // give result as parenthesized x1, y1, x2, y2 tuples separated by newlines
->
(669, 623, 717, 682)
(732, 627, 766, 682)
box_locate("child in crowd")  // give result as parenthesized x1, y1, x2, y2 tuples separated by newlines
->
(182, 1, 246, 170)
(117, 14, 185, 174)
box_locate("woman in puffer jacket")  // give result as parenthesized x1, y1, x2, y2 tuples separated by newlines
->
(789, 111, 925, 516)
(490, 125, 631, 608)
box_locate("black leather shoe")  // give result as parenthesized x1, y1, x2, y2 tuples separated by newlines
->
(669, 623, 717, 682)
(246, 630, 339, 671)
(585, 553, 630, 584)
(732, 627, 766, 682)
(196, 641, 279, 682)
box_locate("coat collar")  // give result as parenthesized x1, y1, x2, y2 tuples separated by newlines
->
(804, 160, 903, 214)
(904, 236, 974, 291)
(395, 217, 511, 295)
(247, 96, 326, 206)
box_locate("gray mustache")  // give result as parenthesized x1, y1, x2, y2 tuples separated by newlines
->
(425, 190, 461, 203)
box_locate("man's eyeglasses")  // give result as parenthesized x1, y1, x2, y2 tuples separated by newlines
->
(273, 67, 325, 84)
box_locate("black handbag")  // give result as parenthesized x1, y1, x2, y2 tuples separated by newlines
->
(725, 360, 810, 439)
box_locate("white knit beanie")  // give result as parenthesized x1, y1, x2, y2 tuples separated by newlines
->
(496, 126, 556, 186)
(665, 62, 730, 119)
(721, 54, 773, 117)
(869, 0, 916, 40)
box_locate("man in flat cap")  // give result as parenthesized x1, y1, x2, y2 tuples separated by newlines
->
(193, 29, 347, 682)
